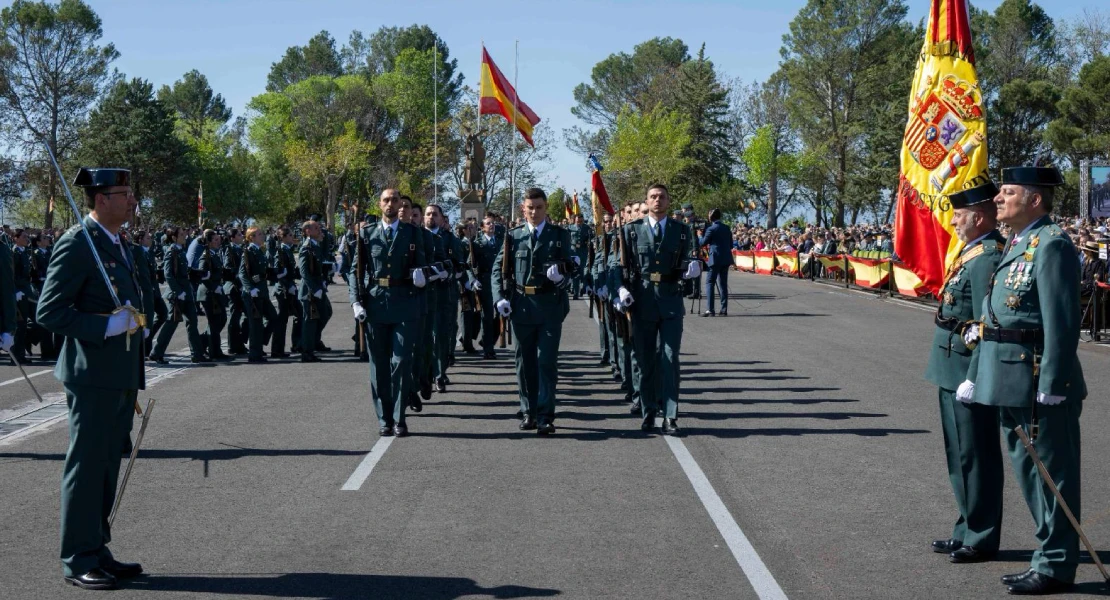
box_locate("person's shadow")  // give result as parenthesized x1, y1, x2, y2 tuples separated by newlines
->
(126, 572, 561, 599)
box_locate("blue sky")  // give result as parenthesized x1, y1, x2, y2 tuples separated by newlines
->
(24, 0, 1099, 203)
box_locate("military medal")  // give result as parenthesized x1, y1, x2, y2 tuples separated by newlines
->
(950, 269, 962, 285)
(1005, 294, 1020, 310)
(942, 291, 955, 305)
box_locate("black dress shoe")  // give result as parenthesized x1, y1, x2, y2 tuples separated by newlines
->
(419, 379, 433, 400)
(101, 559, 143, 579)
(1001, 569, 1037, 585)
(931, 538, 962, 554)
(629, 400, 641, 415)
(190, 356, 213, 364)
(519, 417, 537, 430)
(150, 357, 169, 365)
(247, 357, 268, 364)
(442, 375, 451, 384)
(718, 310, 727, 316)
(435, 378, 447, 393)
(641, 412, 657, 432)
(662, 418, 680, 436)
(299, 355, 322, 363)
(702, 311, 714, 317)
(64, 568, 118, 590)
(537, 421, 555, 435)
(483, 351, 496, 359)
(315, 343, 331, 352)
(270, 352, 290, 358)
(379, 425, 394, 436)
(949, 545, 995, 563)
(1006, 572, 1071, 595)
(393, 424, 408, 437)
(409, 394, 423, 413)
(612, 372, 622, 381)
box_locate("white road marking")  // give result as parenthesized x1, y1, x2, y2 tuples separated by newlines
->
(663, 430, 790, 600)
(341, 435, 395, 491)
(0, 368, 53, 388)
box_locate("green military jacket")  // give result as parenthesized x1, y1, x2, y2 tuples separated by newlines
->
(130, 240, 157, 329)
(163, 244, 192, 301)
(347, 220, 426, 324)
(0, 242, 18, 332)
(13, 245, 35, 298)
(273, 243, 298, 297)
(491, 222, 573, 326)
(297, 239, 326, 300)
(239, 243, 271, 300)
(609, 217, 696, 322)
(569, 223, 592, 263)
(37, 216, 145, 390)
(924, 231, 1005, 390)
(221, 244, 243, 295)
(196, 246, 224, 303)
(968, 215, 1087, 406)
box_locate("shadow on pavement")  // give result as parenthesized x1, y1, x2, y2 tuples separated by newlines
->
(0, 445, 367, 463)
(124, 572, 561, 599)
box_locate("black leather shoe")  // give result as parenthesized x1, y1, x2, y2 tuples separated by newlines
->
(270, 352, 290, 359)
(931, 538, 962, 553)
(1006, 572, 1071, 595)
(299, 355, 322, 363)
(419, 379, 433, 400)
(248, 357, 268, 364)
(435, 379, 447, 393)
(150, 357, 169, 365)
(719, 310, 727, 316)
(662, 418, 680, 436)
(443, 375, 451, 384)
(483, 351, 496, 359)
(1001, 569, 1037, 585)
(101, 559, 143, 579)
(393, 424, 408, 437)
(949, 546, 995, 563)
(612, 371, 622, 381)
(641, 412, 657, 432)
(190, 356, 213, 364)
(64, 568, 118, 590)
(629, 400, 641, 415)
(378, 425, 394, 437)
(315, 343, 331, 352)
(519, 416, 537, 430)
(702, 311, 714, 317)
(409, 394, 423, 413)
(537, 421, 555, 435)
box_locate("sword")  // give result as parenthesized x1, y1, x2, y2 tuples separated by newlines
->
(109, 397, 155, 527)
(9, 352, 45, 403)
(1015, 425, 1110, 584)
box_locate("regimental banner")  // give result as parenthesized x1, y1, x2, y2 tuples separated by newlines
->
(894, 0, 989, 297)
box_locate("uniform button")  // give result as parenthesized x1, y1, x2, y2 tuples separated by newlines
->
(1020, 353, 1026, 360)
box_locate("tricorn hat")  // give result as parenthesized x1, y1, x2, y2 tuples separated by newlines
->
(73, 167, 130, 188)
(949, 181, 999, 209)
(1000, 166, 1064, 187)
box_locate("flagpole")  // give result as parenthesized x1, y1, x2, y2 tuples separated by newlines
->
(510, 40, 519, 224)
(477, 41, 483, 138)
(433, 34, 438, 201)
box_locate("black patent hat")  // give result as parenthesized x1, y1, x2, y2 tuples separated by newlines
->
(1000, 166, 1064, 187)
(73, 167, 130, 188)
(950, 181, 1000, 209)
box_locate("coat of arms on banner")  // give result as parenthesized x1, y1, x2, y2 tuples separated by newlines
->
(905, 74, 985, 192)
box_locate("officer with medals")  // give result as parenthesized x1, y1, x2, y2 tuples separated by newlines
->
(924, 182, 1005, 564)
(297, 221, 332, 363)
(423, 205, 458, 392)
(963, 166, 1087, 595)
(37, 168, 145, 590)
(350, 189, 428, 436)
(492, 187, 576, 434)
(587, 212, 613, 367)
(612, 184, 702, 435)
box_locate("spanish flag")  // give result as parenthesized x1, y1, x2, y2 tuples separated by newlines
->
(893, 0, 989, 296)
(479, 47, 541, 146)
(571, 191, 580, 217)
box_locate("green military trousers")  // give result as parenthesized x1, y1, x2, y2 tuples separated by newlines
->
(369, 320, 417, 427)
(512, 319, 563, 421)
(938, 388, 1004, 550)
(59, 384, 137, 577)
(633, 316, 682, 419)
(1001, 402, 1082, 583)
(299, 295, 333, 357)
(151, 298, 204, 360)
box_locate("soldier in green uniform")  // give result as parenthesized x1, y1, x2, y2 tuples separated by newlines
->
(472, 216, 500, 359)
(271, 227, 298, 359)
(923, 182, 1005, 563)
(612, 184, 701, 435)
(240, 226, 276, 363)
(196, 230, 230, 361)
(0, 228, 17, 359)
(38, 167, 145, 590)
(608, 205, 641, 413)
(568, 213, 592, 300)
(349, 188, 428, 436)
(129, 231, 157, 352)
(410, 200, 443, 405)
(11, 228, 37, 363)
(457, 222, 481, 355)
(297, 220, 332, 363)
(134, 230, 166, 356)
(221, 229, 249, 355)
(150, 226, 206, 364)
(426, 205, 467, 386)
(587, 212, 612, 367)
(964, 166, 1087, 595)
(492, 187, 577, 434)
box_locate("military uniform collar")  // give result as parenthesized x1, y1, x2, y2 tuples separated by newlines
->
(380, 220, 399, 233)
(87, 214, 122, 245)
(963, 231, 992, 251)
(526, 221, 545, 237)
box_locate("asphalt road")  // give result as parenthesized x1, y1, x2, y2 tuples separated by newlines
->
(1, 271, 1109, 599)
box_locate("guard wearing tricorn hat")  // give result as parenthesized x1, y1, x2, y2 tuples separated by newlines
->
(962, 165, 1087, 595)
(36, 167, 147, 590)
(924, 180, 1006, 565)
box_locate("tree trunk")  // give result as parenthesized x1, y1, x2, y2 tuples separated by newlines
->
(766, 161, 779, 228)
(45, 133, 57, 229)
(325, 176, 341, 231)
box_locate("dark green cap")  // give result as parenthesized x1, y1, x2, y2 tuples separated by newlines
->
(1000, 166, 1064, 187)
(73, 167, 130, 188)
(950, 181, 999, 209)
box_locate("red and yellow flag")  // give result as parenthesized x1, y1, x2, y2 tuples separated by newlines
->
(479, 47, 541, 146)
(894, 0, 988, 296)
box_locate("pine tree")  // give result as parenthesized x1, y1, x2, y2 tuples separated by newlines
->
(674, 44, 733, 199)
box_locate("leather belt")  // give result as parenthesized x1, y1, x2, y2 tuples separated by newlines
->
(645, 271, 679, 283)
(981, 326, 1043, 344)
(515, 283, 554, 295)
(372, 277, 412, 288)
(934, 315, 963, 332)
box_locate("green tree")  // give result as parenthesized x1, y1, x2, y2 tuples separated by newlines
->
(266, 30, 343, 92)
(0, 0, 119, 228)
(1047, 55, 1110, 163)
(157, 69, 232, 143)
(343, 25, 463, 108)
(74, 78, 194, 223)
(606, 107, 691, 204)
(673, 44, 734, 199)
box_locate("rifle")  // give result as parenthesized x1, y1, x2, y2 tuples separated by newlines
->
(467, 236, 482, 314)
(615, 216, 633, 342)
(499, 225, 513, 347)
(586, 240, 596, 319)
(354, 222, 367, 354)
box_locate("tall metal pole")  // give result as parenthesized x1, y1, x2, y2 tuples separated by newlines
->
(433, 35, 438, 201)
(510, 40, 519, 224)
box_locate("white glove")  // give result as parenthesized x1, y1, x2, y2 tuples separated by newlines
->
(618, 287, 634, 307)
(598, 285, 608, 300)
(15, 291, 23, 302)
(956, 380, 975, 403)
(683, 261, 703, 279)
(413, 268, 426, 288)
(963, 323, 980, 346)
(429, 266, 444, 281)
(546, 264, 565, 284)
(572, 256, 581, 266)
(104, 301, 139, 338)
(313, 289, 323, 299)
(250, 288, 259, 298)
(472, 280, 482, 292)
(1037, 392, 1065, 406)
(496, 299, 512, 317)
(143, 328, 150, 339)
(277, 269, 287, 278)
(352, 302, 367, 322)
(0, 332, 13, 352)
(214, 286, 224, 295)
(177, 292, 186, 301)
(612, 299, 622, 312)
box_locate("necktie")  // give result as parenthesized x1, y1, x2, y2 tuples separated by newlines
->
(653, 223, 661, 240)
(116, 240, 129, 269)
(385, 225, 393, 244)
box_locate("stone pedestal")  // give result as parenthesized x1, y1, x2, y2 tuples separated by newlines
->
(459, 189, 485, 222)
